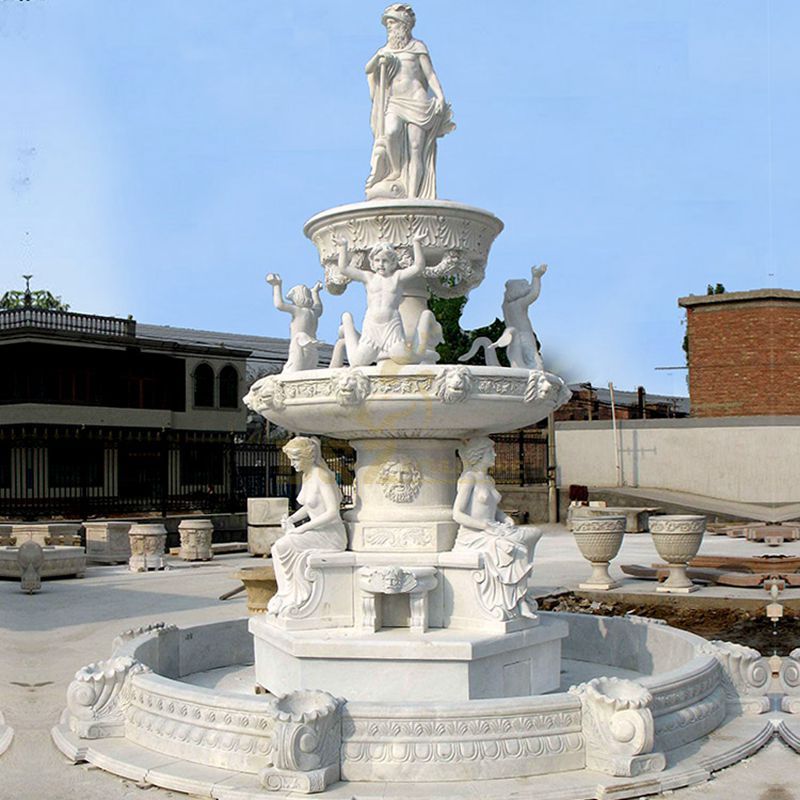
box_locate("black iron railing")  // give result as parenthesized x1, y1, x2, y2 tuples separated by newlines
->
(0, 424, 545, 520)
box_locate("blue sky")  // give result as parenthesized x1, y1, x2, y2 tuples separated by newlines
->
(2, 0, 797, 395)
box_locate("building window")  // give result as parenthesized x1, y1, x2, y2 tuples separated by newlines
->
(219, 365, 239, 409)
(48, 443, 104, 489)
(193, 364, 214, 407)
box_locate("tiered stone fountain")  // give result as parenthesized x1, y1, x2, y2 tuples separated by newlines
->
(51, 5, 785, 797)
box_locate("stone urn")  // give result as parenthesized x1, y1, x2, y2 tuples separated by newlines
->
(128, 524, 167, 572)
(235, 565, 278, 614)
(572, 515, 626, 590)
(178, 519, 214, 561)
(649, 515, 706, 593)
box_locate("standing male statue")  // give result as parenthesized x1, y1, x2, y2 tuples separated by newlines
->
(365, 4, 454, 200)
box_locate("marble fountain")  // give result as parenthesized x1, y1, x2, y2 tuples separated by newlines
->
(52, 5, 786, 797)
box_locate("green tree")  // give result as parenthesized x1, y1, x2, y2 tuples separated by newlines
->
(0, 277, 69, 311)
(427, 294, 508, 365)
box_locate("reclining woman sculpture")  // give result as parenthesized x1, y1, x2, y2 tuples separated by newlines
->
(268, 437, 347, 617)
(452, 437, 541, 620)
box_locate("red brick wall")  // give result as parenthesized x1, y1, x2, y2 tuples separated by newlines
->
(686, 300, 800, 416)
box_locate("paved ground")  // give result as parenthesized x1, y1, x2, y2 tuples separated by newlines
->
(0, 525, 796, 798)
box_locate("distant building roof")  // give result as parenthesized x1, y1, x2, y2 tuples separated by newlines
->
(137, 323, 334, 375)
(568, 382, 690, 415)
(678, 288, 800, 309)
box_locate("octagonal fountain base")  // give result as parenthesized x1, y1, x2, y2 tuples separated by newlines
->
(52, 613, 782, 798)
(251, 614, 567, 703)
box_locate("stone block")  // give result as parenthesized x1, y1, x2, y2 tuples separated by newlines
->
(247, 525, 282, 556)
(84, 522, 132, 564)
(247, 497, 289, 526)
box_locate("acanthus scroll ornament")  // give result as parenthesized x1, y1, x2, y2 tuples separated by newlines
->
(66, 656, 150, 739)
(568, 677, 665, 777)
(698, 640, 771, 714)
(260, 690, 342, 794)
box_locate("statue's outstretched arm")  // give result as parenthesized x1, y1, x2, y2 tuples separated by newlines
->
(266, 274, 293, 314)
(332, 236, 368, 284)
(519, 265, 548, 306)
(399, 234, 427, 283)
(311, 281, 324, 315)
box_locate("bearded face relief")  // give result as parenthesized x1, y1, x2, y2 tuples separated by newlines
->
(433, 365, 474, 403)
(378, 458, 422, 503)
(332, 368, 371, 407)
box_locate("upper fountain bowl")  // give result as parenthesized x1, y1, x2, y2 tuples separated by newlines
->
(244, 364, 571, 440)
(304, 199, 504, 299)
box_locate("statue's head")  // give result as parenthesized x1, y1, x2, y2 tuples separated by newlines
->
(458, 437, 496, 472)
(287, 284, 312, 307)
(332, 368, 371, 407)
(503, 278, 531, 303)
(382, 3, 415, 47)
(282, 436, 322, 471)
(433, 365, 474, 403)
(378, 458, 422, 503)
(368, 243, 400, 276)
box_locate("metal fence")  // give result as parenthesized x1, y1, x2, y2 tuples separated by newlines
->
(491, 429, 549, 486)
(0, 425, 544, 520)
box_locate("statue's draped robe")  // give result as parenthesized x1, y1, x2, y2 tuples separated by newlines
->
(367, 40, 454, 199)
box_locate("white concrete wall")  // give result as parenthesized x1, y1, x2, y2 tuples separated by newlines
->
(555, 417, 800, 505)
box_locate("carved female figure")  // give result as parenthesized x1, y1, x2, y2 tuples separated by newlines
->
(452, 437, 540, 620)
(266, 274, 324, 373)
(268, 437, 347, 617)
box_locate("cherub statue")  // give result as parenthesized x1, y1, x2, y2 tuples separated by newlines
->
(330, 235, 442, 367)
(266, 273, 324, 373)
(459, 265, 547, 370)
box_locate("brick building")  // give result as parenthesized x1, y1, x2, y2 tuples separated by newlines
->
(678, 288, 800, 417)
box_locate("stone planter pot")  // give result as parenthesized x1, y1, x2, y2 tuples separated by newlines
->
(128, 524, 167, 572)
(572, 515, 626, 590)
(235, 565, 278, 614)
(178, 519, 214, 561)
(649, 515, 706, 594)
